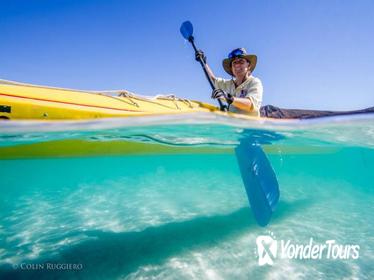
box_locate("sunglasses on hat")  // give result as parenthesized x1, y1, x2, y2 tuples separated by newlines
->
(228, 48, 246, 59)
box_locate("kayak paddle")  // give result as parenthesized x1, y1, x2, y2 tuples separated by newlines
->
(180, 21, 280, 226)
(180, 21, 227, 111)
(235, 135, 280, 226)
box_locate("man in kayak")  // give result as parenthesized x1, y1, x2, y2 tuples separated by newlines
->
(196, 48, 263, 116)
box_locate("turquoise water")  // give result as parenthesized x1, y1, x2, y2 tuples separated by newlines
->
(0, 113, 373, 279)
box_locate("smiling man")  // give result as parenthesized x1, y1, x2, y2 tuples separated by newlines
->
(197, 48, 263, 116)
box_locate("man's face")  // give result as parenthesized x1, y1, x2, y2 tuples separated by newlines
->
(231, 57, 251, 77)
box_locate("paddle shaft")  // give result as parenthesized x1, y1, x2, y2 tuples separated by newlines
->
(188, 36, 227, 111)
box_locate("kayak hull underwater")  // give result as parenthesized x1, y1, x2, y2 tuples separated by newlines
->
(0, 80, 242, 120)
(0, 139, 341, 160)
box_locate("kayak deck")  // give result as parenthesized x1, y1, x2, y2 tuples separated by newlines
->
(0, 79, 218, 120)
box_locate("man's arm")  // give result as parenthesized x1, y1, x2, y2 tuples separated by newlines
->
(205, 63, 216, 82)
(231, 97, 254, 113)
(195, 50, 216, 82)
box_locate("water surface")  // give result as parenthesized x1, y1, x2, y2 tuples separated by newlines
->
(0, 113, 373, 279)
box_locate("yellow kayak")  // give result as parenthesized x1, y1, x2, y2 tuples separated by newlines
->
(0, 79, 235, 120)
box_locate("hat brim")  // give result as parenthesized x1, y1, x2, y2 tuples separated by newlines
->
(223, 54, 257, 76)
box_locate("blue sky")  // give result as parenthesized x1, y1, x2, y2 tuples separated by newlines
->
(1, 0, 373, 110)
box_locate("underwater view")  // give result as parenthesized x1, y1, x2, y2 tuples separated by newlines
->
(0, 113, 373, 279)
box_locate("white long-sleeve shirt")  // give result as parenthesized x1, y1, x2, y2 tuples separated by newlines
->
(214, 75, 263, 116)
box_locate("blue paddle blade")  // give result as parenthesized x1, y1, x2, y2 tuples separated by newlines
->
(235, 139, 280, 227)
(180, 21, 193, 40)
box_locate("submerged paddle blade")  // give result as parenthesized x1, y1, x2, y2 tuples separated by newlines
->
(235, 139, 280, 226)
(180, 21, 193, 40)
